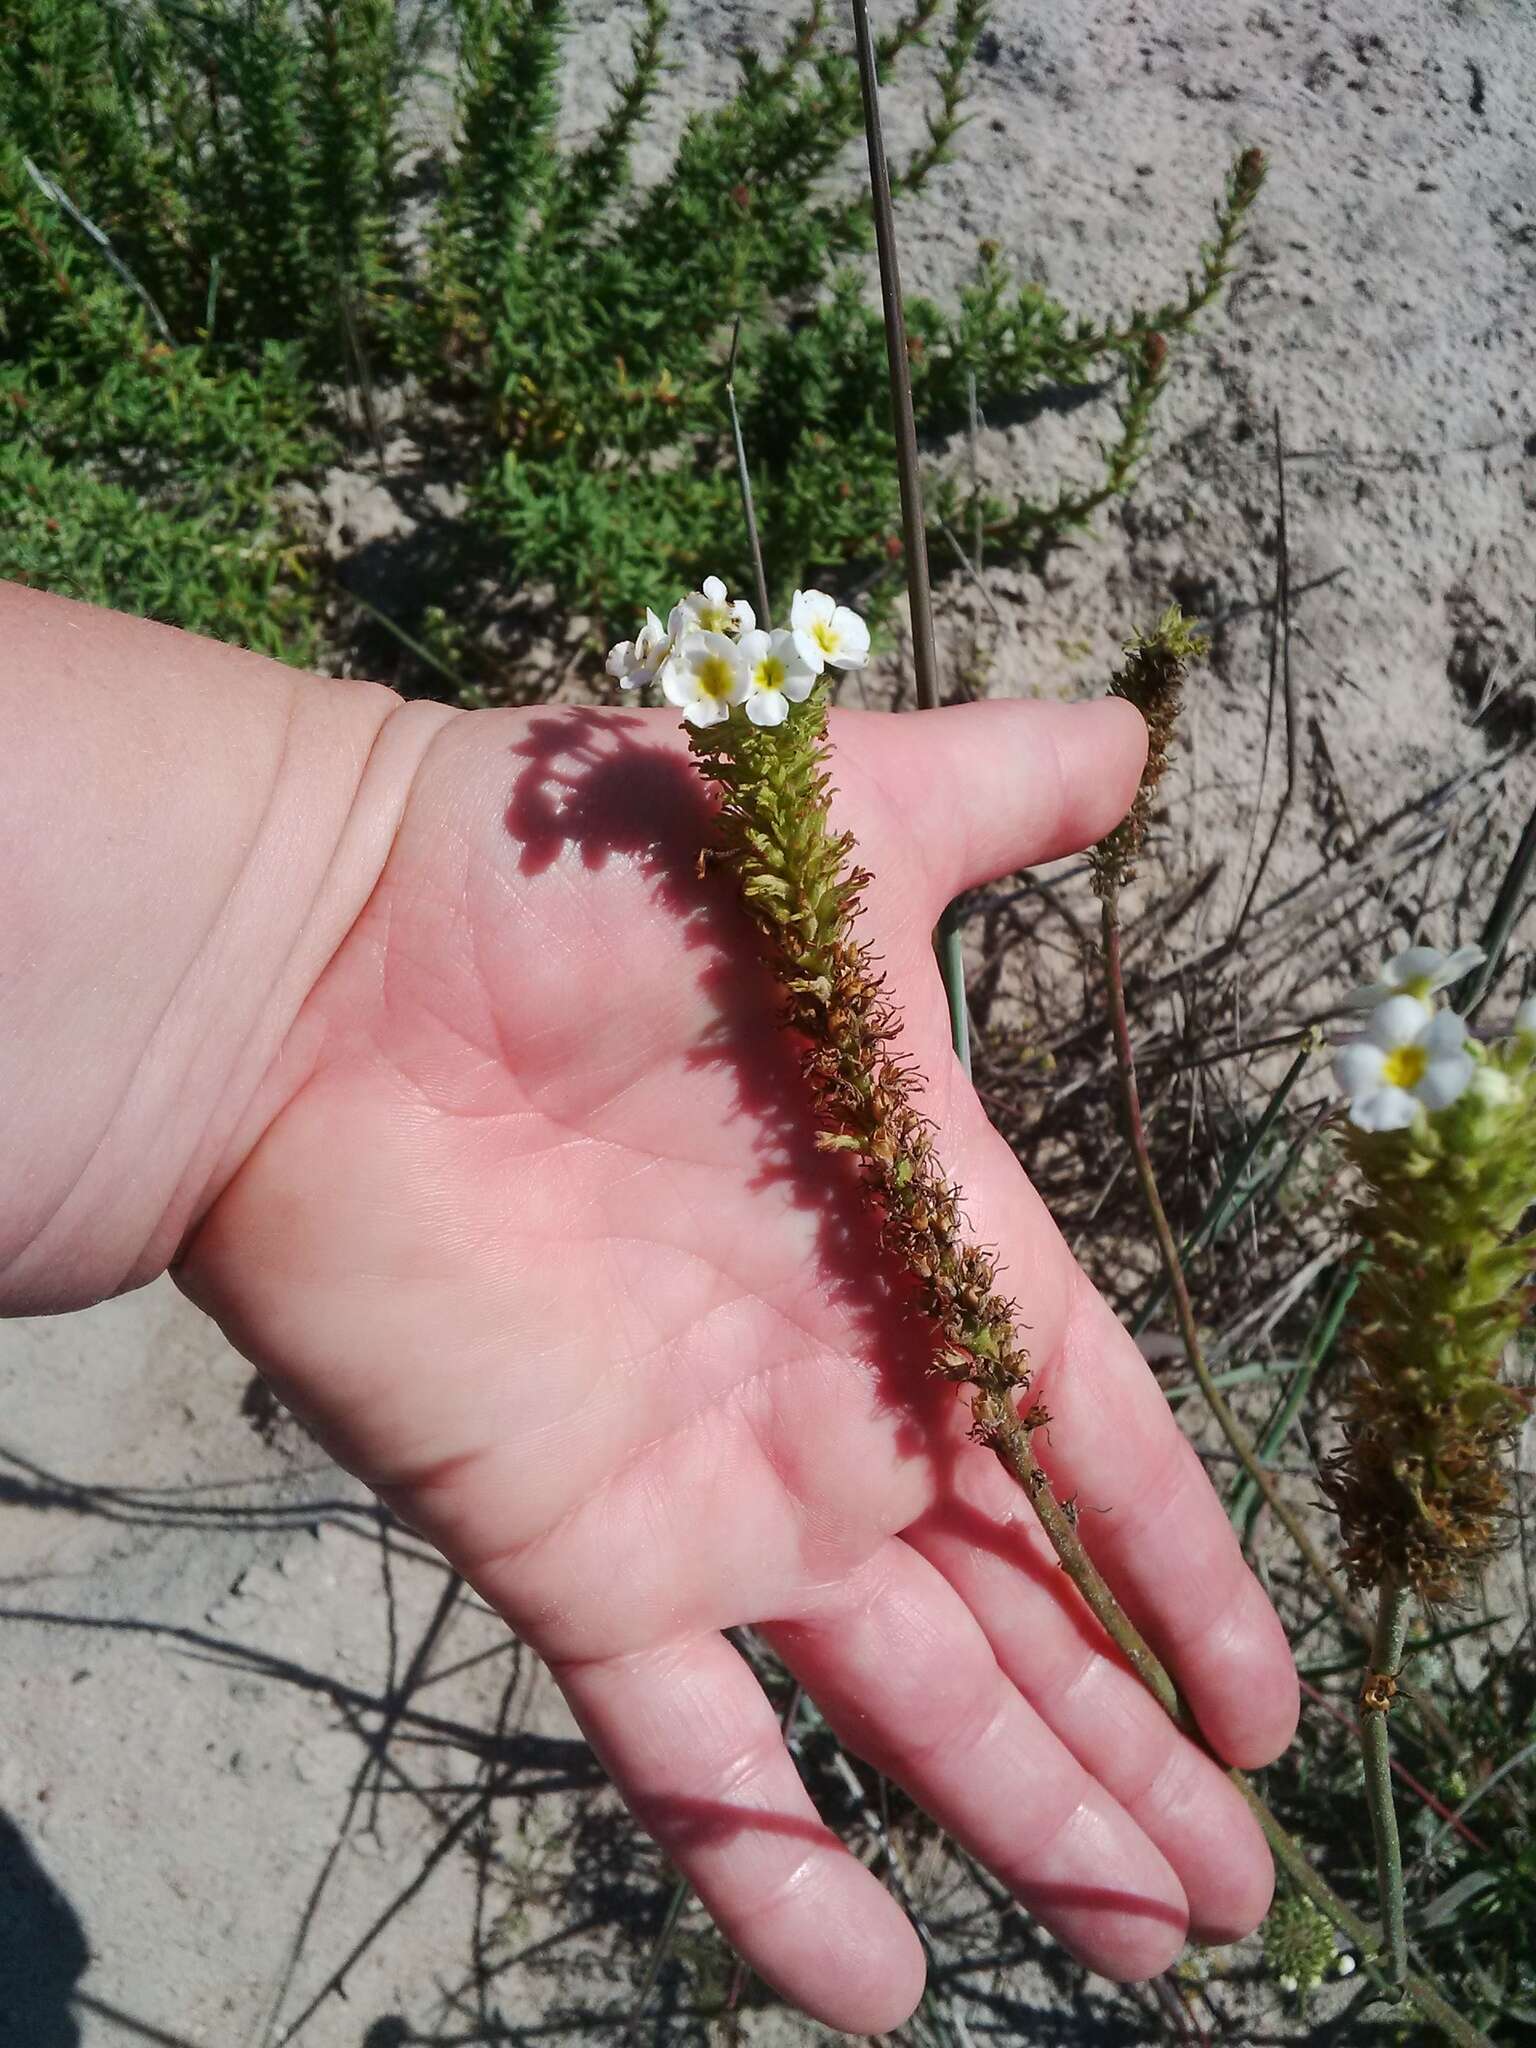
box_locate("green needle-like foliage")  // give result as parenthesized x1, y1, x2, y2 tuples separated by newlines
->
(0, 1, 1265, 675)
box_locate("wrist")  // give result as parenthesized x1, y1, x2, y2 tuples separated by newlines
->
(0, 585, 458, 1310)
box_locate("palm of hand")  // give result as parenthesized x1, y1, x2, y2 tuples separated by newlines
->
(184, 698, 1296, 2031)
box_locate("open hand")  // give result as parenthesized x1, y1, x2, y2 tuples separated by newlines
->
(180, 695, 1297, 2032)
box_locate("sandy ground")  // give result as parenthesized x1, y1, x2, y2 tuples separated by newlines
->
(4, 2, 1535, 2043)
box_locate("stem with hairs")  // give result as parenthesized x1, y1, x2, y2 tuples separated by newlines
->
(1362, 1572, 1413, 1984)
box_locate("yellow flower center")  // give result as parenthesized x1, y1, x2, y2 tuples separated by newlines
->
(696, 654, 737, 700)
(698, 603, 733, 633)
(812, 619, 839, 655)
(752, 655, 786, 693)
(1382, 1044, 1427, 1091)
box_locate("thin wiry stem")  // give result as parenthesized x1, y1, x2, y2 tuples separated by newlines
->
(1128, 1030, 1318, 1341)
(985, 1396, 1486, 2045)
(850, 0, 971, 1077)
(1235, 1779, 1486, 2048)
(1101, 891, 1371, 1638)
(1229, 409, 1296, 950)
(1362, 1572, 1413, 1984)
(725, 317, 771, 627)
(1462, 792, 1536, 1016)
(850, 0, 938, 710)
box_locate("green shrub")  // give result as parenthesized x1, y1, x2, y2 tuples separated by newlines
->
(0, 0, 1261, 687)
(0, 280, 326, 661)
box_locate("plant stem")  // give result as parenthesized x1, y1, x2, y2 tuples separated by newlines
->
(725, 316, 771, 627)
(849, 0, 971, 1067)
(985, 1405, 1486, 2043)
(849, 0, 938, 711)
(982, 1402, 1186, 1729)
(1100, 890, 1371, 1638)
(1362, 1572, 1413, 1984)
(1235, 1777, 1485, 2048)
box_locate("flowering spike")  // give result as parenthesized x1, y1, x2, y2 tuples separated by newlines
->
(1324, 1012, 1535, 1601)
(680, 676, 1034, 1425)
(1089, 604, 1207, 896)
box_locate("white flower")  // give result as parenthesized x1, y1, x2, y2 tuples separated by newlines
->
(1515, 994, 1536, 1042)
(739, 627, 817, 728)
(790, 587, 871, 675)
(1278, 1975, 1299, 1995)
(605, 607, 671, 690)
(673, 575, 755, 641)
(1343, 942, 1485, 1010)
(1335, 1954, 1357, 1979)
(661, 629, 748, 727)
(1333, 995, 1475, 1132)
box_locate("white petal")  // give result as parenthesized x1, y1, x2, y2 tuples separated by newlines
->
(830, 605, 870, 655)
(738, 628, 772, 665)
(604, 639, 636, 680)
(1415, 1050, 1473, 1111)
(1366, 993, 1431, 1050)
(744, 687, 789, 727)
(781, 671, 816, 703)
(1437, 945, 1485, 983)
(1515, 994, 1536, 1038)
(700, 627, 745, 668)
(730, 599, 757, 637)
(791, 587, 834, 629)
(1351, 1085, 1417, 1133)
(1419, 1008, 1467, 1055)
(1340, 979, 1394, 1011)
(683, 694, 729, 727)
(660, 662, 695, 708)
(769, 627, 813, 675)
(702, 575, 726, 603)
(1389, 945, 1446, 985)
(635, 609, 669, 663)
(1333, 1041, 1386, 1096)
(792, 628, 827, 677)
(667, 602, 688, 641)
